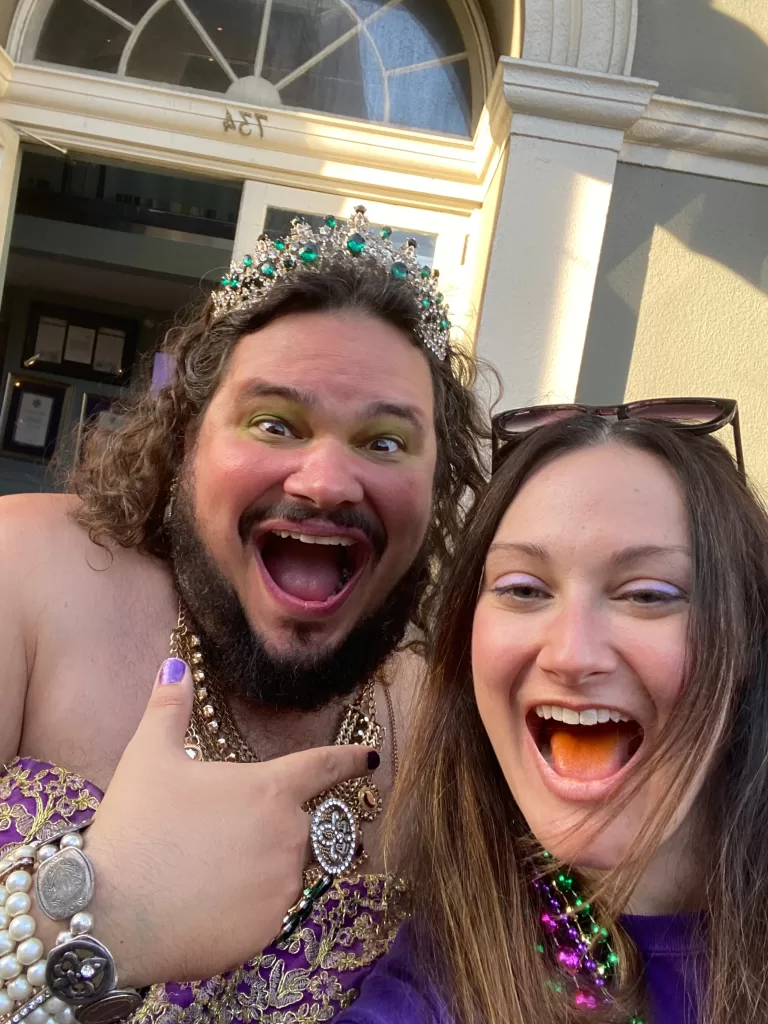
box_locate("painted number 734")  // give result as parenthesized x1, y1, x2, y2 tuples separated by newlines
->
(222, 109, 268, 139)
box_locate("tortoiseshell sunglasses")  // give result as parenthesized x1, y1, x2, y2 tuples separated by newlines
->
(491, 398, 744, 476)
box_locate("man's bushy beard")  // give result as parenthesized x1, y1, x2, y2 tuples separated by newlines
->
(166, 479, 429, 712)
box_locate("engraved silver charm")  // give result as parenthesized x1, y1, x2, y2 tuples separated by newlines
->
(310, 797, 356, 875)
(36, 847, 95, 921)
(46, 936, 116, 1005)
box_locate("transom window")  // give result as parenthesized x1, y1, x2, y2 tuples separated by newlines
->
(25, 0, 487, 136)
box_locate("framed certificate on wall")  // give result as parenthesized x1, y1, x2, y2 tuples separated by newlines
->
(23, 304, 138, 385)
(0, 374, 70, 463)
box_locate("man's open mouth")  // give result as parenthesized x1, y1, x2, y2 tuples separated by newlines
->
(527, 705, 644, 782)
(255, 525, 370, 607)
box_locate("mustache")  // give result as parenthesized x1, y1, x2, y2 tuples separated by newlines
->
(238, 498, 387, 557)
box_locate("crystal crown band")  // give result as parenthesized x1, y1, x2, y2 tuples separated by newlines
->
(212, 205, 451, 361)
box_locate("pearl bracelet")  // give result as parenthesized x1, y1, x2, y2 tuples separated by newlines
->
(0, 835, 82, 1024)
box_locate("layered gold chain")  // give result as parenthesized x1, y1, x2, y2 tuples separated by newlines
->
(170, 605, 397, 871)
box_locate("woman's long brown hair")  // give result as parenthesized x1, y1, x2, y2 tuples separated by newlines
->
(388, 415, 768, 1024)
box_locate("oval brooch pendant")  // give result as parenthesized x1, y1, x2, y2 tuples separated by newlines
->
(310, 797, 357, 875)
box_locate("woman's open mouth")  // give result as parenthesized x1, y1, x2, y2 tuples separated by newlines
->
(527, 705, 644, 783)
(254, 524, 370, 612)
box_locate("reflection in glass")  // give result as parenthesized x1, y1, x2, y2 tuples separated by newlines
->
(33, 0, 476, 135)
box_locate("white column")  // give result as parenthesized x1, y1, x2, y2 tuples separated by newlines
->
(0, 50, 19, 294)
(0, 120, 20, 291)
(476, 60, 657, 408)
(232, 179, 270, 262)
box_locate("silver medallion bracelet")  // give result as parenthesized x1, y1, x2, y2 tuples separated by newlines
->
(0, 827, 147, 1024)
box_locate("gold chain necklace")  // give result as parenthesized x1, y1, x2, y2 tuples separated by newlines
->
(169, 605, 397, 869)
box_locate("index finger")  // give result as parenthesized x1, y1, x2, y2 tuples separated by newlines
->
(276, 745, 379, 805)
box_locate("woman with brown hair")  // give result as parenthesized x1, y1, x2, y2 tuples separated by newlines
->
(336, 399, 768, 1024)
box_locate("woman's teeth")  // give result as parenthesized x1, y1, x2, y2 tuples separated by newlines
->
(534, 705, 632, 726)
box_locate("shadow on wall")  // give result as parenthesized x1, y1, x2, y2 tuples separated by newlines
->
(633, 0, 768, 115)
(576, 165, 768, 404)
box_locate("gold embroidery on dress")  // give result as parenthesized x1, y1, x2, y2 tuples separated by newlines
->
(0, 758, 406, 1023)
(0, 759, 100, 857)
(132, 875, 407, 1024)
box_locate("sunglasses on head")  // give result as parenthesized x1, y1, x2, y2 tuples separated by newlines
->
(491, 398, 744, 476)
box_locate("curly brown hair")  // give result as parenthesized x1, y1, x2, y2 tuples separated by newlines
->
(69, 256, 491, 631)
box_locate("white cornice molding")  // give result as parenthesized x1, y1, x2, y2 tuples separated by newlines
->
(622, 94, 768, 185)
(0, 63, 487, 212)
(501, 59, 657, 150)
(521, 0, 638, 77)
(0, 48, 15, 98)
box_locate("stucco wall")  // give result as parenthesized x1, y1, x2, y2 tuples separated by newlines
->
(632, 0, 768, 114)
(579, 162, 768, 497)
(0, 0, 19, 48)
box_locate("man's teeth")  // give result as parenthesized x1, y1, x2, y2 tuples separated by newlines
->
(271, 530, 355, 546)
(535, 705, 631, 725)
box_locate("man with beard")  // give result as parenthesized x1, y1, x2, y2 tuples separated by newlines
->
(0, 208, 486, 1024)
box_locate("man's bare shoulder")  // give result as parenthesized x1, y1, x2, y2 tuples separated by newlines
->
(0, 493, 93, 563)
(0, 493, 160, 578)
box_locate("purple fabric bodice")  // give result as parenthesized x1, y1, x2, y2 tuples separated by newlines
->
(1, 757, 403, 1023)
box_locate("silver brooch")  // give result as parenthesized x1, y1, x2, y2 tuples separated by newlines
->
(310, 797, 356, 875)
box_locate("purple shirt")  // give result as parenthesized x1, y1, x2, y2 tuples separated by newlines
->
(622, 913, 705, 1024)
(337, 914, 706, 1024)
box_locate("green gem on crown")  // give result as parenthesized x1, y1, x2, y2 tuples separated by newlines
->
(283, 256, 296, 269)
(220, 276, 230, 287)
(420, 266, 430, 279)
(299, 244, 318, 263)
(440, 317, 451, 331)
(260, 260, 276, 278)
(325, 215, 337, 229)
(380, 226, 392, 239)
(243, 255, 253, 267)
(346, 232, 366, 255)
(390, 261, 408, 280)
(421, 297, 432, 308)
(274, 239, 286, 252)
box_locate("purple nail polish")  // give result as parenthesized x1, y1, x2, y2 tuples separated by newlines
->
(159, 658, 186, 684)
(367, 751, 380, 771)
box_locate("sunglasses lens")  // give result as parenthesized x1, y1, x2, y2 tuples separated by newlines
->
(495, 407, 584, 436)
(627, 401, 723, 427)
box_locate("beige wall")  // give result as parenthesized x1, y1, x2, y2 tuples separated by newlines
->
(579, 163, 768, 496)
(632, 0, 768, 114)
(0, 0, 18, 48)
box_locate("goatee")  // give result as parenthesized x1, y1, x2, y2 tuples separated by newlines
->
(165, 476, 428, 712)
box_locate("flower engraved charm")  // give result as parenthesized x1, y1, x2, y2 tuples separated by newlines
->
(46, 936, 116, 1004)
(310, 797, 356, 875)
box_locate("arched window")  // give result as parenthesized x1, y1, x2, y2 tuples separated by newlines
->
(17, 0, 491, 136)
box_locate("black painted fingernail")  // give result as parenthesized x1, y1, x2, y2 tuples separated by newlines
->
(367, 751, 380, 771)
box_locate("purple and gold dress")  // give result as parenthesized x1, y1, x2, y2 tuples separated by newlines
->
(0, 758, 404, 1023)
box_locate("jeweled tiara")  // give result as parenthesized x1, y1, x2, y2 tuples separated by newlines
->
(212, 205, 451, 361)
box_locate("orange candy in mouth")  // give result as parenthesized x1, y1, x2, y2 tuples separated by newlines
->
(547, 722, 640, 782)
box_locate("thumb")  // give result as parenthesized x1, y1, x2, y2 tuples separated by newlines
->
(135, 657, 195, 750)
(280, 744, 380, 805)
